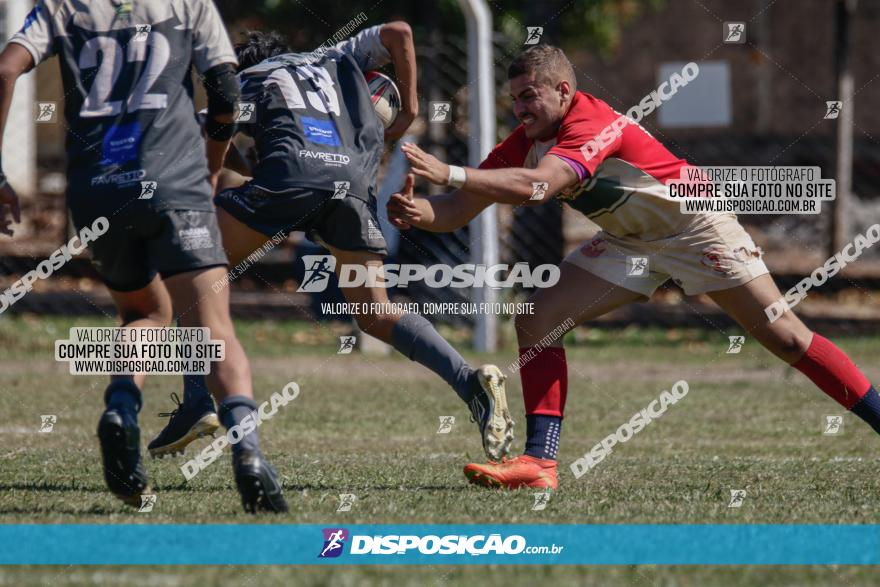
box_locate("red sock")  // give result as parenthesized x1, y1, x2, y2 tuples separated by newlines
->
(792, 333, 871, 409)
(519, 347, 567, 416)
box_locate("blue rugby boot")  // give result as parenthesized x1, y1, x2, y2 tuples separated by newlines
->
(98, 381, 151, 506)
(234, 449, 289, 514)
(148, 391, 219, 458)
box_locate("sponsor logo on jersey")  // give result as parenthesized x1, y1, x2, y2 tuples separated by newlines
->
(298, 149, 350, 167)
(102, 123, 142, 165)
(301, 116, 341, 147)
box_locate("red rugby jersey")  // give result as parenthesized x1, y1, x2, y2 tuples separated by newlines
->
(480, 91, 695, 240)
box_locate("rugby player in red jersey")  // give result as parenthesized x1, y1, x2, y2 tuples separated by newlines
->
(387, 44, 880, 489)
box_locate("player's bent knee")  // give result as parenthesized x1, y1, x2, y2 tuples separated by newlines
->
(759, 319, 813, 362)
(353, 312, 396, 342)
(515, 311, 558, 345)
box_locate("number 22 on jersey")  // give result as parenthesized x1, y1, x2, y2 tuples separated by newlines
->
(78, 31, 170, 118)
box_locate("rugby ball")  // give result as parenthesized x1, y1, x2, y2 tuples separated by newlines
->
(364, 71, 401, 130)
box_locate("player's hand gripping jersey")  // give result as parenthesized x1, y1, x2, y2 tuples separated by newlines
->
(235, 25, 389, 200)
(480, 91, 692, 241)
(10, 0, 236, 212)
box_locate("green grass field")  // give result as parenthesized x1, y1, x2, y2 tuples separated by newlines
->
(1, 314, 879, 585)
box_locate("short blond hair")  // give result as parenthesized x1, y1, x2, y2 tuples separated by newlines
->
(508, 44, 577, 92)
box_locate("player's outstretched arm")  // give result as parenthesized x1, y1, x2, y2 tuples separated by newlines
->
(387, 174, 492, 233)
(379, 22, 418, 140)
(402, 142, 578, 205)
(0, 43, 34, 236)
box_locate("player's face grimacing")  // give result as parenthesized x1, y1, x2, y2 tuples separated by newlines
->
(509, 73, 569, 140)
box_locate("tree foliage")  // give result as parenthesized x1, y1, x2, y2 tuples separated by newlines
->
(215, 0, 664, 57)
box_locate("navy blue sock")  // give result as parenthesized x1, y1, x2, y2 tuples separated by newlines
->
(391, 313, 479, 402)
(524, 415, 561, 460)
(218, 395, 260, 456)
(183, 374, 215, 411)
(177, 317, 215, 412)
(851, 386, 880, 435)
(104, 379, 142, 414)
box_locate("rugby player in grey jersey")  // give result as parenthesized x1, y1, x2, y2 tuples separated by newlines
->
(0, 0, 286, 513)
(148, 23, 516, 466)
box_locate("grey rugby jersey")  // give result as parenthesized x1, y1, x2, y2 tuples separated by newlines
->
(236, 25, 389, 200)
(11, 0, 237, 212)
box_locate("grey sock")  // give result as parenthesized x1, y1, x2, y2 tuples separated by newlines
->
(218, 395, 260, 455)
(390, 313, 478, 402)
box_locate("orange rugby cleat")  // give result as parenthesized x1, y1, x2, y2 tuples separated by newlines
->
(463, 454, 558, 490)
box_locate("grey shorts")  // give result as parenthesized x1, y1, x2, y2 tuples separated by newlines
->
(214, 182, 388, 256)
(72, 208, 228, 292)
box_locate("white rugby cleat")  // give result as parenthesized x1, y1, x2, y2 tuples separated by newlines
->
(469, 365, 515, 461)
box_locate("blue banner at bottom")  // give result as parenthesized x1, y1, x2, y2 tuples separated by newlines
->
(1, 524, 878, 565)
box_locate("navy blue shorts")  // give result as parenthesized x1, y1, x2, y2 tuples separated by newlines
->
(214, 182, 388, 256)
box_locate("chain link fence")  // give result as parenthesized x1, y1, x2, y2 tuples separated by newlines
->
(394, 35, 565, 326)
(9, 20, 880, 322)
